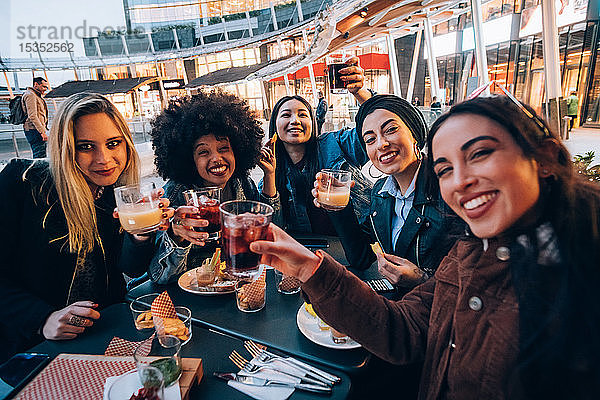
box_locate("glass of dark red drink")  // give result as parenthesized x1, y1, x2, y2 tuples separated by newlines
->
(220, 200, 273, 279)
(326, 54, 347, 94)
(183, 187, 221, 242)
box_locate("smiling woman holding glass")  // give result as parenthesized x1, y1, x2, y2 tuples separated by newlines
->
(250, 96, 600, 398)
(147, 90, 280, 284)
(0, 93, 172, 363)
(261, 56, 376, 269)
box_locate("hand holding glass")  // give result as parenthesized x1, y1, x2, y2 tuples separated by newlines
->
(316, 169, 351, 211)
(183, 187, 221, 241)
(115, 182, 162, 234)
(326, 54, 347, 94)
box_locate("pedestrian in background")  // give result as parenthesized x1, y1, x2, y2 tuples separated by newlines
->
(567, 91, 579, 132)
(315, 91, 328, 136)
(23, 77, 49, 158)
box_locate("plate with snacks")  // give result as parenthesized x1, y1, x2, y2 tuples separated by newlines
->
(178, 249, 236, 295)
(296, 303, 361, 350)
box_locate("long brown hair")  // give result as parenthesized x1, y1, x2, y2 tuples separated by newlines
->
(428, 96, 600, 397)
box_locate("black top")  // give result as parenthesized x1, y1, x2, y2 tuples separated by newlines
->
(0, 159, 154, 362)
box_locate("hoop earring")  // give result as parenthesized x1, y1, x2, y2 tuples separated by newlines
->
(414, 142, 422, 161)
(369, 163, 384, 179)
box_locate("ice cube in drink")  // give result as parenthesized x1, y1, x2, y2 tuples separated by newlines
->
(184, 189, 221, 241)
(222, 213, 269, 278)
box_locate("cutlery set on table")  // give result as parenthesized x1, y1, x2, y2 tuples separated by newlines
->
(214, 340, 340, 396)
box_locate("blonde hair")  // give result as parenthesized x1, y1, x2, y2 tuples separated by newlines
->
(48, 93, 140, 254)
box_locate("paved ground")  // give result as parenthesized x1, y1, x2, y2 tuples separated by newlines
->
(562, 127, 600, 164)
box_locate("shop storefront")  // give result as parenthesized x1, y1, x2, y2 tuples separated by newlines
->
(417, 0, 599, 128)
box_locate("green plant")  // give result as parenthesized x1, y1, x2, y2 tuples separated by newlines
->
(573, 151, 600, 183)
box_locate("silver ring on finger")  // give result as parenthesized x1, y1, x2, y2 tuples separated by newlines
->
(68, 314, 87, 327)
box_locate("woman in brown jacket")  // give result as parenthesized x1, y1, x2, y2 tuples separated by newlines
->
(250, 96, 600, 399)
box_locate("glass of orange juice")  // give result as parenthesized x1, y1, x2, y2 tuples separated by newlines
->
(316, 169, 352, 211)
(115, 182, 162, 234)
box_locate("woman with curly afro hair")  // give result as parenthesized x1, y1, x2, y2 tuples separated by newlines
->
(148, 90, 281, 283)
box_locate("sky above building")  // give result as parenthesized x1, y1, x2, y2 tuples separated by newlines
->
(1, 0, 126, 87)
(2, 0, 126, 59)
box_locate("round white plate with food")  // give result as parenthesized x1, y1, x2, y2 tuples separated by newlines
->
(178, 268, 236, 295)
(296, 304, 361, 350)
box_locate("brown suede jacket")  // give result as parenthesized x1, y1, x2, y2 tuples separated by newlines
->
(303, 237, 520, 399)
(23, 87, 48, 133)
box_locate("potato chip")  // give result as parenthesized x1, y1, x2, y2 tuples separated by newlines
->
(370, 242, 383, 255)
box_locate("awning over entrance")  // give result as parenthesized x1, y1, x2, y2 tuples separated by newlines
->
(46, 77, 158, 98)
(186, 62, 270, 88)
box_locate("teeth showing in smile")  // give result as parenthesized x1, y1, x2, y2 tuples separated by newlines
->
(209, 165, 227, 174)
(380, 152, 398, 162)
(463, 193, 497, 210)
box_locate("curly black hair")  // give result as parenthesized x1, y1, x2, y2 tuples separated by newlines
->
(151, 90, 263, 184)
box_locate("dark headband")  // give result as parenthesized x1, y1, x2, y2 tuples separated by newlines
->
(355, 94, 428, 149)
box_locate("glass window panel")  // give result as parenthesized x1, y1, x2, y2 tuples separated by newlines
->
(583, 26, 600, 124)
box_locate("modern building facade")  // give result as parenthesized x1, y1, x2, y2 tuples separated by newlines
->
(397, 0, 599, 127)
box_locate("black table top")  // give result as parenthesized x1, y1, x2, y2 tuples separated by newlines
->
(30, 303, 352, 400)
(127, 235, 373, 375)
(127, 269, 370, 375)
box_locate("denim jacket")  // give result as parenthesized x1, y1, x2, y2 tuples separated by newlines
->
(149, 175, 281, 284)
(263, 127, 374, 268)
(366, 163, 462, 277)
(280, 127, 371, 231)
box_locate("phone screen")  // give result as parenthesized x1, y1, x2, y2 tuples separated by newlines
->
(297, 238, 330, 249)
(0, 353, 50, 400)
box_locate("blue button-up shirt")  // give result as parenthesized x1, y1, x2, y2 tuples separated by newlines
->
(378, 167, 420, 249)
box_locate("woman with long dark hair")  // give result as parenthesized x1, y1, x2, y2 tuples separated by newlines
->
(260, 57, 375, 268)
(250, 95, 600, 398)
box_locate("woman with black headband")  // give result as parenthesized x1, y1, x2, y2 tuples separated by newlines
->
(314, 94, 461, 290)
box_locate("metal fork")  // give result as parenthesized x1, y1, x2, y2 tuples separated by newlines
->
(244, 340, 340, 385)
(229, 350, 328, 386)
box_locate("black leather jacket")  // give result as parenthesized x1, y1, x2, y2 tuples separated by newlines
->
(365, 163, 462, 277)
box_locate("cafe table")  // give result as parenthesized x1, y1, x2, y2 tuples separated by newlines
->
(127, 235, 372, 376)
(28, 303, 352, 399)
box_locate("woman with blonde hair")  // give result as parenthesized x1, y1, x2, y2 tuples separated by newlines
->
(0, 93, 172, 362)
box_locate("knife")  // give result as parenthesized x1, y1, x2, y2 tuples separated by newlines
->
(214, 372, 332, 394)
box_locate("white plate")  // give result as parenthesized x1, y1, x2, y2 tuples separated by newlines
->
(178, 268, 236, 295)
(295, 305, 361, 350)
(104, 370, 181, 400)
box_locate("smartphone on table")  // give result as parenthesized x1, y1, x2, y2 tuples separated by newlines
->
(0, 353, 50, 400)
